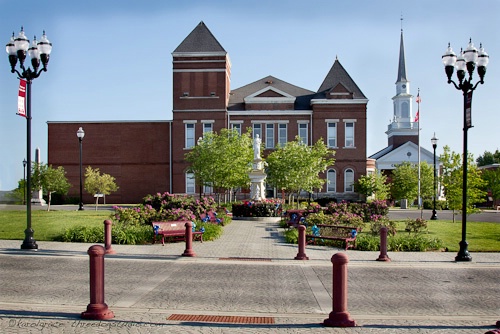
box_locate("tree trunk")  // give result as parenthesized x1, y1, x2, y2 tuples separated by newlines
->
(47, 192, 52, 212)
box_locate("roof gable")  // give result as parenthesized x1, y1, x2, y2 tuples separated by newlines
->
(228, 75, 315, 110)
(173, 21, 226, 54)
(316, 59, 367, 99)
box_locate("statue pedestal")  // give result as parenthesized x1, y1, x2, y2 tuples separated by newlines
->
(249, 169, 266, 201)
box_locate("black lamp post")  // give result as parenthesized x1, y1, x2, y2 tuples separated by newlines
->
(430, 134, 438, 220)
(6, 27, 52, 250)
(442, 39, 489, 262)
(22, 159, 27, 205)
(77, 127, 85, 211)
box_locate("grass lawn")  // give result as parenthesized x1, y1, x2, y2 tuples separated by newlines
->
(0, 210, 110, 241)
(390, 220, 500, 252)
(1, 210, 499, 251)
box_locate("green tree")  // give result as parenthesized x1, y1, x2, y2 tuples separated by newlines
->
(84, 166, 119, 210)
(476, 149, 500, 166)
(391, 161, 433, 206)
(480, 168, 500, 207)
(266, 137, 334, 206)
(32, 163, 71, 211)
(440, 146, 486, 221)
(354, 170, 390, 201)
(9, 179, 27, 204)
(185, 128, 253, 202)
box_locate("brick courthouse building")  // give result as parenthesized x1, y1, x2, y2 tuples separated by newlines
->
(48, 22, 368, 204)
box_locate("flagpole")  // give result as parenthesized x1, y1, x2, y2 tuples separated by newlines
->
(416, 89, 422, 216)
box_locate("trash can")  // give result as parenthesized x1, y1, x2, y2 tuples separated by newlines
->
(400, 199, 407, 209)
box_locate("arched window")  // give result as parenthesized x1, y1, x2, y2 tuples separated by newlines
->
(344, 168, 354, 192)
(185, 172, 195, 194)
(327, 169, 336, 193)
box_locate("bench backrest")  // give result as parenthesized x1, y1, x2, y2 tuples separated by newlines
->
(316, 224, 358, 238)
(152, 221, 186, 233)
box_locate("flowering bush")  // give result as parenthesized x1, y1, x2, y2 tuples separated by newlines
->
(327, 200, 389, 222)
(232, 200, 283, 217)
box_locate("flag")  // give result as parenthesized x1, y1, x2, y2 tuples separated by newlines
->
(17, 79, 26, 118)
(414, 92, 421, 122)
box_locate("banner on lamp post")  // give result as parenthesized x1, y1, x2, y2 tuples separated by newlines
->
(17, 79, 27, 118)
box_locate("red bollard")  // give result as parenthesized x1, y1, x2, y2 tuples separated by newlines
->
(182, 221, 196, 257)
(81, 245, 114, 320)
(376, 226, 390, 262)
(103, 220, 116, 255)
(294, 225, 309, 260)
(323, 253, 356, 327)
(485, 329, 500, 334)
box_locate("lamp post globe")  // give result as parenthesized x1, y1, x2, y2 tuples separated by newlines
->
(430, 134, 438, 220)
(77, 127, 85, 211)
(6, 27, 52, 250)
(442, 39, 489, 262)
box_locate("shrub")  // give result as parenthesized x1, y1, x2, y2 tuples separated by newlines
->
(304, 211, 333, 226)
(405, 217, 428, 234)
(112, 224, 153, 245)
(232, 201, 282, 217)
(368, 215, 397, 236)
(283, 228, 298, 244)
(356, 234, 444, 251)
(57, 225, 104, 243)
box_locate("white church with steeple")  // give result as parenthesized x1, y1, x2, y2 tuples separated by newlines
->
(369, 28, 434, 172)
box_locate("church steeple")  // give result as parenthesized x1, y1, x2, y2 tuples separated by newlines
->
(396, 30, 408, 83)
(386, 27, 418, 148)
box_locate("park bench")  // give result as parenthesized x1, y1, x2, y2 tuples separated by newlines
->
(306, 224, 358, 250)
(200, 211, 224, 225)
(151, 221, 203, 246)
(285, 209, 306, 228)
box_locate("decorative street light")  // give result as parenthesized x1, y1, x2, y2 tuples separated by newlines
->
(6, 27, 52, 250)
(430, 134, 438, 220)
(77, 127, 85, 211)
(442, 39, 489, 262)
(22, 159, 27, 205)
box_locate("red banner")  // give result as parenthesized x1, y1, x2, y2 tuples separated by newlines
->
(17, 79, 26, 118)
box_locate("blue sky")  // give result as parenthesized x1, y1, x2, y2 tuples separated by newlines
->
(0, 0, 499, 190)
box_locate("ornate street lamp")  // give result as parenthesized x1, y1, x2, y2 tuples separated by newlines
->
(77, 127, 85, 211)
(6, 27, 52, 250)
(22, 159, 27, 205)
(442, 39, 489, 261)
(430, 134, 438, 220)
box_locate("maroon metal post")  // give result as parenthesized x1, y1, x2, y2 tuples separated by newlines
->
(376, 226, 390, 262)
(294, 225, 309, 260)
(81, 245, 114, 320)
(103, 220, 116, 255)
(323, 253, 356, 327)
(485, 328, 500, 334)
(182, 221, 196, 257)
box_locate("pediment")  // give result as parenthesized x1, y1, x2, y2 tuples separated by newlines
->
(327, 83, 353, 99)
(375, 141, 436, 170)
(244, 87, 296, 104)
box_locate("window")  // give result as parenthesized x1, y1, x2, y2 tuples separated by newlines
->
(203, 183, 213, 194)
(327, 122, 337, 148)
(266, 123, 274, 148)
(345, 122, 354, 147)
(278, 123, 287, 146)
(298, 123, 308, 145)
(327, 169, 336, 192)
(185, 172, 195, 194)
(231, 123, 241, 135)
(344, 168, 354, 192)
(401, 102, 409, 118)
(185, 123, 195, 148)
(253, 124, 262, 140)
(203, 122, 213, 135)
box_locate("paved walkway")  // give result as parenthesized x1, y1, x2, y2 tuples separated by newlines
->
(0, 218, 499, 333)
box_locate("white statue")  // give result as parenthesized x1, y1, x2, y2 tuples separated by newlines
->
(253, 134, 261, 160)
